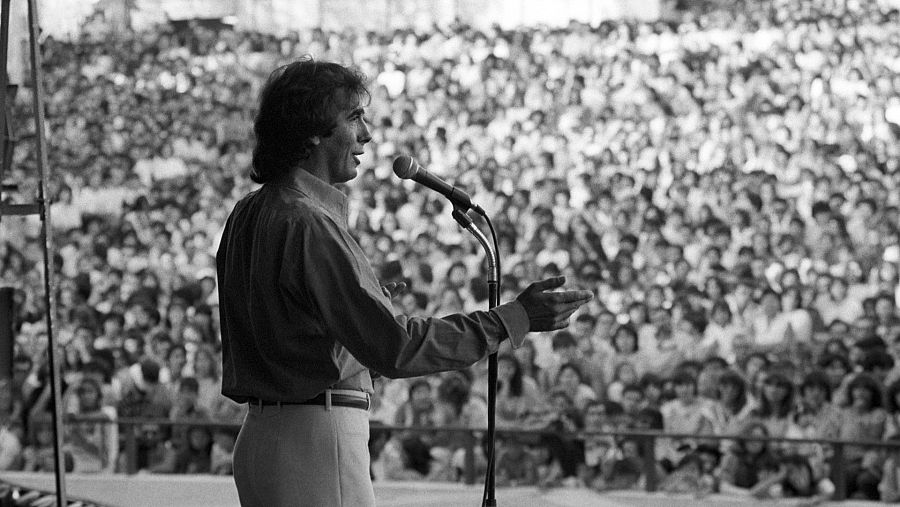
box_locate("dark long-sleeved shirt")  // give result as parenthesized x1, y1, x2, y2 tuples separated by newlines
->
(216, 170, 529, 403)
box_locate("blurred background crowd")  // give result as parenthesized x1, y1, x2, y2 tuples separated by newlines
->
(1, 0, 900, 501)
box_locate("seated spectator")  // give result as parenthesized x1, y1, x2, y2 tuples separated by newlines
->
(494, 434, 538, 487)
(606, 324, 647, 385)
(495, 352, 541, 428)
(544, 331, 592, 391)
(703, 301, 742, 364)
(381, 434, 437, 481)
(594, 437, 645, 492)
(553, 363, 597, 412)
(886, 380, 900, 438)
(432, 371, 487, 478)
(64, 377, 118, 473)
(710, 369, 750, 435)
(210, 427, 238, 475)
(719, 421, 780, 491)
(838, 373, 888, 500)
(659, 371, 716, 470)
(580, 401, 619, 490)
(0, 379, 23, 471)
(20, 416, 57, 472)
(511, 337, 544, 393)
(746, 454, 835, 502)
(748, 371, 797, 441)
(532, 391, 584, 488)
(172, 425, 213, 474)
(189, 344, 221, 416)
(605, 362, 638, 404)
(879, 435, 900, 503)
(117, 357, 172, 420)
(818, 352, 852, 393)
(393, 379, 437, 429)
(639, 373, 665, 409)
(658, 445, 720, 496)
(643, 323, 684, 380)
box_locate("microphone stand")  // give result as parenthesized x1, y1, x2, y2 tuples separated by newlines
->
(451, 207, 500, 507)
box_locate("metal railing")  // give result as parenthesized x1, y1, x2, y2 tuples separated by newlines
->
(61, 415, 900, 501)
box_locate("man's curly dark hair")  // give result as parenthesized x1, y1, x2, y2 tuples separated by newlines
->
(250, 56, 369, 184)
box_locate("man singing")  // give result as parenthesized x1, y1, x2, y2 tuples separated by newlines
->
(216, 57, 592, 506)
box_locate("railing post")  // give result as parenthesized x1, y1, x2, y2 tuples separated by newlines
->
(464, 429, 476, 485)
(641, 434, 657, 492)
(125, 423, 138, 475)
(830, 442, 846, 500)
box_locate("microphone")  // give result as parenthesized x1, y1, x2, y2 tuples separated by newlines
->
(392, 155, 484, 215)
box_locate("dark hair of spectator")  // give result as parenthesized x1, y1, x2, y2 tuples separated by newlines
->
(639, 373, 663, 390)
(139, 357, 161, 384)
(602, 400, 624, 418)
(407, 378, 431, 399)
(497, 353, 524, 397)
(780, 454, 817, 498)
(400, 435, 432, 476)
(251, 57, 370, 183)
(75, 377, 103, 412)
(551, 330, 577, 350)
(861, 349, 895, 372)
(799, 370, 832, 401)
(885, 380, 900, 413)
(718, 370, 748, 414)
(179, 376, 200, 394)
(611, 324, 639, 353)
(817, 352, 851, 372)
(733, 420, 770, 456)
(556, 362, 585, 385)
(621, 382, 642, 398)
(635, 407, 664, 430)
(822, 338, 849, 358)
(845, 373, 884, 410)
(671, 370, 697, 389)
(757, 372, 794, 418)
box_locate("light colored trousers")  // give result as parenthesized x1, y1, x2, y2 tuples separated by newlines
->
(233, 402, 375, 506)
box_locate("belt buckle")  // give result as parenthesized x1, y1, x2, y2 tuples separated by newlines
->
(325, 389, 332, 411)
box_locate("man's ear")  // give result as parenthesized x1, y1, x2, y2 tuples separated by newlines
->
(309, 136, 321, 146)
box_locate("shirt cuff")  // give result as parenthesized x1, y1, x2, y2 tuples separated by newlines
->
(492, 300, 530, 349)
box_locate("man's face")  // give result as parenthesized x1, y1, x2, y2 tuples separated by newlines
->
(316, 99, 371, 185)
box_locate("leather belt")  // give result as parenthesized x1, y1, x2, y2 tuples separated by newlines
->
(252, 389, 370, 411)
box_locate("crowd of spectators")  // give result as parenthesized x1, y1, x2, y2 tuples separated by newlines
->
(2, 0, 900, 501)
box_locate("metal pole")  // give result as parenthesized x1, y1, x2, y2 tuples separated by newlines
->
(450, 208, 500, 506)
(25, 0, 66, 504)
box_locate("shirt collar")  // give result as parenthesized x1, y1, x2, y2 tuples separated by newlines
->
(281, 170, 349, 226)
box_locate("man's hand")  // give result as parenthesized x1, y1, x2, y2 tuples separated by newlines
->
(381, 281, 407, 300)
(516, 276, 593, 332)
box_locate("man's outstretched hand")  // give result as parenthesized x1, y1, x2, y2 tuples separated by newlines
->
(516, 276, 593, 332)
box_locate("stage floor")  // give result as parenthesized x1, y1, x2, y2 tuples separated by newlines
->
(0, 472, 883, 507)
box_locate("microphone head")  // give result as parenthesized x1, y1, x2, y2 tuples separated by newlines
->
(392, 156, 417, 180)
